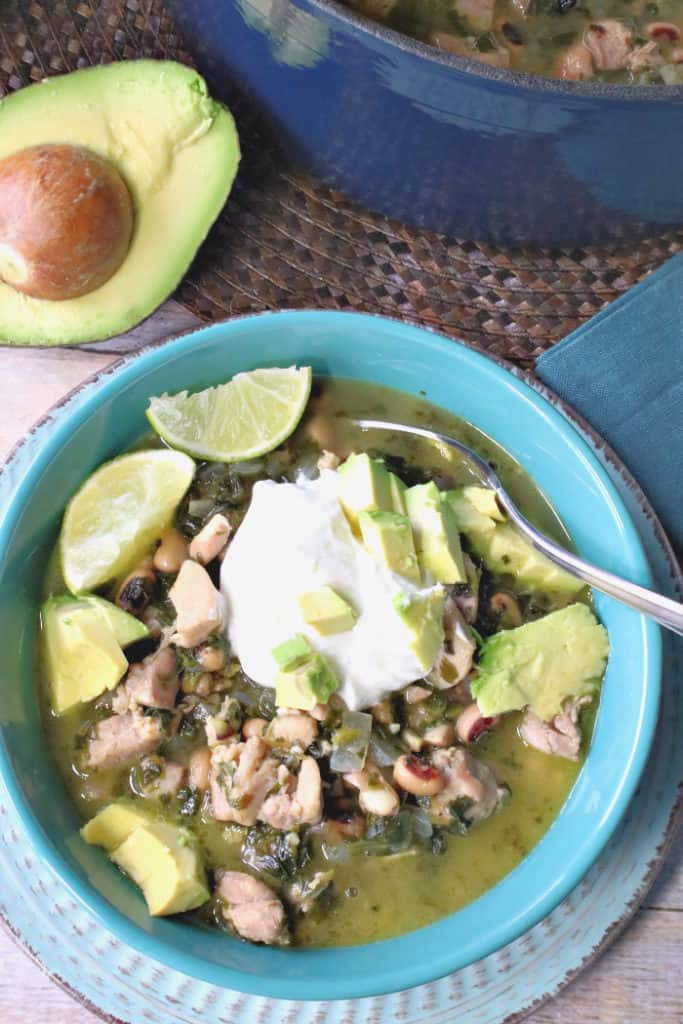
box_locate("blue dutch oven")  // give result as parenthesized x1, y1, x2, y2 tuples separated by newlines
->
(168, 0, 683, 247)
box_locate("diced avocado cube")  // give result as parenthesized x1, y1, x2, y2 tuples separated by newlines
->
(393, 587, 445, 672)
(276, 653, 339, 710)
(445, 489, 584, 600)
(405, 481, 466, 584)
(444, 489, 496, 539)
(463, 486, 505, 522)
(42, 600, 129, 715)
(81, 802, 151, 853)
(272, 633, 313, 671)
(299, 586, 357, 635)
(110, 821, 209, 916)
(338, 452, 393, 533)
(388, 472, 407, 514)
(358, 509, 421, 583)
(471, 603, 609, 719)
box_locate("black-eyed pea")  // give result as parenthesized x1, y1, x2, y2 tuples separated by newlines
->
(393, 754, 445, 797)
(116, 559, 155, 616)
(423, 722, 455, 747)
(267, 712, 318, 748)
(197, 643, 225, 672)
(153, 528, 189, 574)
(188, 746, 211, 791)
(489, 591, 523, 627)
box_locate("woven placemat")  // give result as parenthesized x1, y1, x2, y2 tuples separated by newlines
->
(1, 0, 682, 365)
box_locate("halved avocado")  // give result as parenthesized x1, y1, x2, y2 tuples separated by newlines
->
(0, 61, 239, 345)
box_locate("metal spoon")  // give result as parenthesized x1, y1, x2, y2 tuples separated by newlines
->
(353, 417, 683, 637)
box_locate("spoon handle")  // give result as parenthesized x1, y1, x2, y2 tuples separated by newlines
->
(498, 495, 683, 637)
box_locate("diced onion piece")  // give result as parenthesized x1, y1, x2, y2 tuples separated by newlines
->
(330, 710, 372, 772)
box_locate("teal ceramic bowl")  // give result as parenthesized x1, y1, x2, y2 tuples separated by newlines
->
(0, 311, 660, 1001)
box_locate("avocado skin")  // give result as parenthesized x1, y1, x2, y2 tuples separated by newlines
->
(0, 61, 240, 345)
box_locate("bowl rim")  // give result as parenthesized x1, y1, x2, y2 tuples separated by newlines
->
(294, 0, 683, 100)
(0, 309, 662, 1000)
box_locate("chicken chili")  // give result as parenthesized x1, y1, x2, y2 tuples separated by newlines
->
(40, 376, 608, 947)
(346, 0, 683, 83)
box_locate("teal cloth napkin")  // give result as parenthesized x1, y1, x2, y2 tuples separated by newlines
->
(536, 252, 683, 552)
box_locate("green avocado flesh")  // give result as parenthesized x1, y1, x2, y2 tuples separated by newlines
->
(42, 594, 147, 714)
(0, 61, 240, 345)
(446, 488, 584, 600)
(472, 603, 609, 720)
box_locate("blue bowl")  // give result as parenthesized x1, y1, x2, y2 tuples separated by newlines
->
(168, 0, 683, 247)
(0, 311, 660, 1000)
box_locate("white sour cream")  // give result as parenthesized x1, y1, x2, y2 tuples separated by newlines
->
(220, 471, 442, 710)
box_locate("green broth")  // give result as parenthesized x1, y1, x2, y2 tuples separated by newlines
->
(39, 377, 589, 947)
(347, 0, 683, 84)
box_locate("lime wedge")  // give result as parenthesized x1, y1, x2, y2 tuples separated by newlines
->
(60, 450, 195, 594)
(146, 366, 313, 462)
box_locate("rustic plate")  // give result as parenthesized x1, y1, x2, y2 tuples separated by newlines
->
(0, 333, 680, 1023)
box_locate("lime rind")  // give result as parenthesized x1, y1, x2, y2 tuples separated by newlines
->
(60, 449, 195, 594)
(145, 366, 312, 462)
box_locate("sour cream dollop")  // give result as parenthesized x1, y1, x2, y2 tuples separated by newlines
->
(220, 471, 442, 710)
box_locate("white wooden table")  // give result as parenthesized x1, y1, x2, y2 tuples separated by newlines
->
(1, 321, 681, 1024)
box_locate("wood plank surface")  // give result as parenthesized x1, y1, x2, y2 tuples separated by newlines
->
(0, 341, 681, 1024)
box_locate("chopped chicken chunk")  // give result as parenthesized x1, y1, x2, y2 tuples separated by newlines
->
(137, 755, 186, 798)
(628, 40, 663, 71)
(217, 870, 287, 945)
(169, 559, 223, 647)
(430, 747, 506, 825)
(519, 696, 589, 761)
(259, 756, 323, 829)
(584, 20, 633, 70)
(555, 40, 595, 79)
(126, 647, 178, 710)
(209, 737, 279, 826)
(189, 513, 231, 565)
(85, 712, 165, 771)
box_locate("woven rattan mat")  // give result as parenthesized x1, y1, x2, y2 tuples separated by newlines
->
(2, 0, 682, 365)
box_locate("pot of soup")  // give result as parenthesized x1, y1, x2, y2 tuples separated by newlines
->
(167, 0, 683, 245)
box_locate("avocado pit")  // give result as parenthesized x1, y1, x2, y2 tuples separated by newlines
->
(0, 143, 134, 301)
